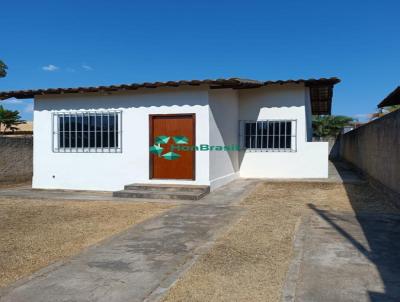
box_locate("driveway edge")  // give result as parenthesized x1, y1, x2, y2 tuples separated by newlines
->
(282, 213, 310, 302)
(143, 179, 261, 302)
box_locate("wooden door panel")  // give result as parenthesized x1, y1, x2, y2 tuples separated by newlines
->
(150, 114, 195, 180)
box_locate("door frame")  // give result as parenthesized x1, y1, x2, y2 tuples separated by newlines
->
(149, 113, 196, 180)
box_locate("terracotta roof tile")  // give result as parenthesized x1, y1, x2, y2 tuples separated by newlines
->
(0, 77, 340, 114)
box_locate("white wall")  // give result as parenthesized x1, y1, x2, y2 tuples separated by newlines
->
(239, 142, 328, 178)
(32, 83, 329, 192)
(238, 85, 328, 178)
(33, 87, 210, 191)
(208, 89, 240, 189)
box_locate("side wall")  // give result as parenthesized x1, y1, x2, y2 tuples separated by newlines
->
(0, 136, 33, 183)
(33, 87, 210, 191)
(304, 87, 313, 142)
(238, 85, 328, 178)
(340, 109, 400, 195)
(208, 89, 240, 189)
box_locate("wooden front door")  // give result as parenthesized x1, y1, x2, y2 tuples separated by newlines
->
(150, 114, 195, 180)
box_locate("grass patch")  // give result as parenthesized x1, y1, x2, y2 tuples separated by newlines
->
(0, 198, 174, 287)
(163, 182, 398, 302)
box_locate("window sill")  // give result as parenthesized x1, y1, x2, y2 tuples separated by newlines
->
(244, 148, 296, 153)
(53, 148, 122, 153)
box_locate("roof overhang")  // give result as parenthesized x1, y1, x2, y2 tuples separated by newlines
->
(378, 86, 400, 108)
(0, 77, 340, 115)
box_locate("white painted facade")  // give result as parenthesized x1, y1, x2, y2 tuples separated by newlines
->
(238, 85, 328, 178)
(33, 84, 328, 191)
(33, 87, 210, 191)
(208, 89, 240, 189)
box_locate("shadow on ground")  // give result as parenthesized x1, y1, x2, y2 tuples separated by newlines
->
(309, 161, 400, 302)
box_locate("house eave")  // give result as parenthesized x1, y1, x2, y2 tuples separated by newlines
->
(0, 77, 340, 115)
(378, 86, 400, 108)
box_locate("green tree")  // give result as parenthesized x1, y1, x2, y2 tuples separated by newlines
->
(0, 60, 7, 78)
(312, 115, 355, 138)
(0, 105, 26, 134)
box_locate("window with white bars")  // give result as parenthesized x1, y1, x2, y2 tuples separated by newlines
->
(52, 111, 122, 153)
(239, 120, 297, 152)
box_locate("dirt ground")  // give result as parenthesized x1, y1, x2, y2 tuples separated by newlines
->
(0, 198, 174, 288)
(163, 182, 399, 302)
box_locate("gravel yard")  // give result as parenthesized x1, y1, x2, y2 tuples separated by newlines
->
(163, 182, 398, 302)
(0, 198, 174, 288)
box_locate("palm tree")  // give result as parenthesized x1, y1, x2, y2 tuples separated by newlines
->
(0, 60, 7, 78)
(0, 105, 26, 134)
(312, 115, 355, 138)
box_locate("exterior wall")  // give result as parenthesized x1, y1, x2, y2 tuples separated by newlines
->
(339, 109, 400, 196)
(313, 136, 341, 159)
(0, 136, 33, 183)
(208, 89, 240, 189)
(32, 84, 330, 191)
(33, 87, 210, 191)
(238, 85, 328, 178)
(304, 87, 313, 142)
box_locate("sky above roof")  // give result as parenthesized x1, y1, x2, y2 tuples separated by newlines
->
(1, 0, 399, 121)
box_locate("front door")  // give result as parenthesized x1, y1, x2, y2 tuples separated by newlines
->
(150, 114, 195, 180)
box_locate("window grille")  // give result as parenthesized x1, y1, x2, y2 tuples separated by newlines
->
(52, 111, 122, 153)
(239, 120, 297, 152)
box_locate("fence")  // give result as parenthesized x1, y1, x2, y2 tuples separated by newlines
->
(339, 109, 400, 197)
(0, 135, 33, 183)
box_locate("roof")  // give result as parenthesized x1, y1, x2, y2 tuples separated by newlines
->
(0, 77, 340, 115)
(378, 86, 400, 108)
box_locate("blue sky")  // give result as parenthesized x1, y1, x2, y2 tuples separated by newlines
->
(1, 0, 399, 121)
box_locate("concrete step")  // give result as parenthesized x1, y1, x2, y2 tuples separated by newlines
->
(113, 188, 209, 200)
(124, 183, 210, 194)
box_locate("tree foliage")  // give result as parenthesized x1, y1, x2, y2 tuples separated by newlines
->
(0, 60, 7, 78)
(0, 105, 26, 134)
(312, 115, 355, 138)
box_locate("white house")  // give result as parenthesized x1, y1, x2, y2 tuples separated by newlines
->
(0, 77, 340, 195)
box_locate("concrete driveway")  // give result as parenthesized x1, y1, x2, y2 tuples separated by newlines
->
(0, 179, 258, 302)
(284, 207, 400, 302)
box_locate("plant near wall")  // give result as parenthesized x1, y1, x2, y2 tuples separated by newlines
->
(312, 115, 355, 138)
(0, 105, 26, 134)
(0, 60, 7, 78)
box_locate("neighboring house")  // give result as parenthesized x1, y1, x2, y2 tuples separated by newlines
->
(378, 86, 400, 108)
(341, 122, 365, 134)
(341, 126, 354, 134)
(0, 77, 340, 192)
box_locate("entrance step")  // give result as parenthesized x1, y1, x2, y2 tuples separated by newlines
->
(113, 184, 210, 200)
